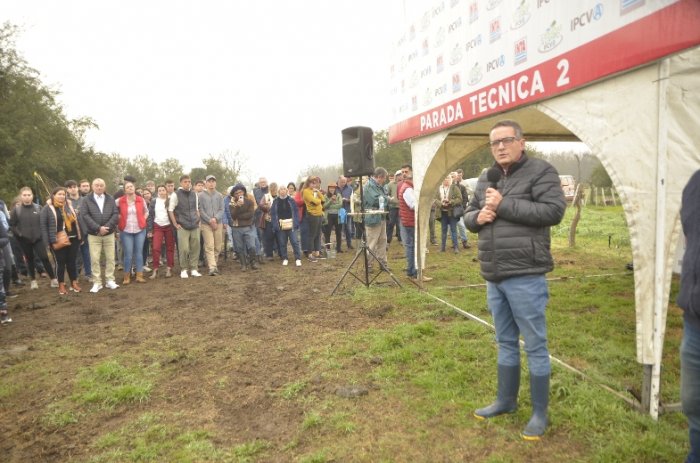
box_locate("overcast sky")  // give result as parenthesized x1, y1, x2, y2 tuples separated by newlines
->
(4, 0, 406, 185)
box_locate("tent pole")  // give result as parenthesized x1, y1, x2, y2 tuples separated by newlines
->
(648, 58, 671, 420)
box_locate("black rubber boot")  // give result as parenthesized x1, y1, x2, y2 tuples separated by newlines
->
(474, 364, 520, 419)
(239, 254, 247, 272)
(522, 374, 549, 440)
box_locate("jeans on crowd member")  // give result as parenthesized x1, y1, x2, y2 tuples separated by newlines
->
(17, 237, 55, 279)
(386, 207, 400, 243)
(306, 215, 323, 254)
(232, 225, 257, 257)
(77, 239, 92, 278)
(52, 237, 80, 283)
(299, 217, 310, 254)
(487, 274, 550, 376)
(457, 216, 469, 244)
(276, 229, 301, 261)
(400, 224, 416, 277)
(121, 229, 146, 273)
(440, 211, 459, 251)
(682, 322, 700, 463)
(152, 223, 175, 269)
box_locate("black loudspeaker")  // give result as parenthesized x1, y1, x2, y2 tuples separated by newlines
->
(342, 126, 375, 177)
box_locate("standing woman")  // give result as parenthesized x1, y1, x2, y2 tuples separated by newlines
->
(40, 187, 82, 294)
(9, 187, 58, 289)
(323, 183, 343, 253)
(302, 176, 325, 262)
(148, 185, 175, 278)
(435, 174, 462, 253)
(116, 182, 148, 284)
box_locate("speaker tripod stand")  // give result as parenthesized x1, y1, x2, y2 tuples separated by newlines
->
(331, 180, 402, 295)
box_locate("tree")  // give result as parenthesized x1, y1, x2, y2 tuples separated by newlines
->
(194, 150, 244, 189)
(374, 129, 411, 174)
(0, 22, 114, 200)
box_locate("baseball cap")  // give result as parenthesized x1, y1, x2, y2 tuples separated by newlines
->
(205, 175, 216, 181)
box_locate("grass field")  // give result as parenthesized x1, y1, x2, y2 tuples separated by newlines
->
(0, 205, 688, 462)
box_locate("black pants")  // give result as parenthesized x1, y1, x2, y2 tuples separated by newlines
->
(323, 214, 343, 250)
(18, 237, 55, 279)
(51, 237, 80, 283)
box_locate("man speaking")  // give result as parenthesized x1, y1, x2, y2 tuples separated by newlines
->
(465, 120, 566, 440)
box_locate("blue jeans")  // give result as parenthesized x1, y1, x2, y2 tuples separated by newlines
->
(120, 229, 146, 273)
(440, 211, 458, 250)
(232, 225, 257, 256)
(79, 239, 92, 277)
(487, 274, 550, 376)
(276, 229, 301, 260)
(457, 217, 468, 243)
(682, 322, 700, 463)
(400, 224, 416, 277)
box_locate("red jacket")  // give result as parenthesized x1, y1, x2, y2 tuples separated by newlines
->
(117, 195, 147, 231)
(398, 179, 415, 227)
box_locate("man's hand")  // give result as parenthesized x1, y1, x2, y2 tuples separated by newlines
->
(485, 187, 502, 212)
(210, 217, 218, 230)
(99, 226, 109, 236)
(476, 207, 497, 225)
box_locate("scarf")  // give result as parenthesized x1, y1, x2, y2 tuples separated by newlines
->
(53, 197, 76, 232)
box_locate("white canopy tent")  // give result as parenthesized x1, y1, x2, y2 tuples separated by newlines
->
(407, 45, 700, 418)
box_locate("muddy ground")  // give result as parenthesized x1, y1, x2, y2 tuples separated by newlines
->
(0, 243, 422, 462)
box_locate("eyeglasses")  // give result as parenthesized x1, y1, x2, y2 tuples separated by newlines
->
(489, 137, 519, 147)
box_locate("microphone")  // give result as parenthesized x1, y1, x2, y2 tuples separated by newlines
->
(486, 167, 502, 190)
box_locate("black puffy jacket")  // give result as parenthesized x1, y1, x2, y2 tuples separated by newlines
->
(465, 153, 566, 282)
(678, 170, 700, 330)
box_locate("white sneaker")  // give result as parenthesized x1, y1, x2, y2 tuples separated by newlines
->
(90, 283, 103, 293)
(30, 280, 39, 290)
(50, 278, 59, 288)
(105, 280, 119, 289)
(295, 259, 302, 267)
(180, 270, 189, 279)
(190, 270, 202, 277)
(142, 265, 152, 272)
(282, 259, 288, 266)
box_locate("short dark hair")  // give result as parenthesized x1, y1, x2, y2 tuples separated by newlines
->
(491, 120, 523, 139)
(179, 175, 190, 182)
(79, 178, 90, 185)
(64, 180, 78, 188)
(165, 179, 175, 185)
(401, 164, 412, 170)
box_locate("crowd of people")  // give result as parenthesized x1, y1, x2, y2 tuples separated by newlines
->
(0, 166, 478, 325)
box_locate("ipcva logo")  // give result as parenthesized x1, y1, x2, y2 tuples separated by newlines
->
(511, 0, 531, 30)
(571, 3, 604, 31)
(468, 62, 483, 86)
(487, 54, 506, 73)
(538, 20, 563, 53)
